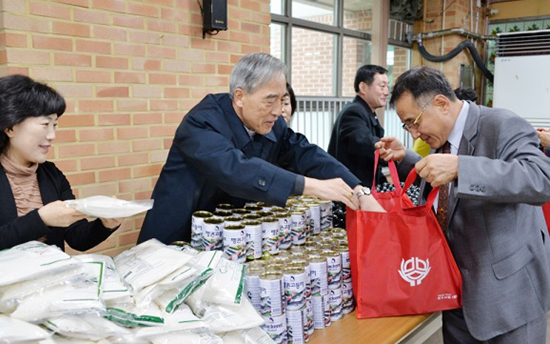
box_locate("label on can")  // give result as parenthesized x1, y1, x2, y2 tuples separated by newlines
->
(262, 218, 280, 255)
(283, 269, 307, 311)
(328, 288, 343, 322)
(326, 253, 342, 289)
(305, 298, 314, 335)
(310, 259, 328, 296)
(308, 203, 321, 235)
(223, 225, 246, 263)
(191, 211, 212, 249)
(319, 201, 333, 230)
(286, 308, 305, 344)
(342, 281, 355, 314)
(290, 212, 306, 245)
(312, 295, 330, 329)
(202, 217, 224, 251)
(261, 315, 287, 344)
(244, 273, 262, 312)
(277, 214, 292, 250)
(243, 220, 262, 260)
(339, 249, 351, 283)
(259, 272, 284, 316)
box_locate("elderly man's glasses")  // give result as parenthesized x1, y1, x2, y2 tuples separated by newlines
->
(402, 97, 435, 132)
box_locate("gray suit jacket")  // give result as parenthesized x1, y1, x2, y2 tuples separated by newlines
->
(399, 102, 550, 340)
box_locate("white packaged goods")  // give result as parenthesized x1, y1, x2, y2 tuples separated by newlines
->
(137, 264, 213, 313)
(104, 302, 166, 327)
(10, 261, 105, 323)
(0, 241, 81, 287)
(43, 314, 131, 341)
(197, 251, 245, 306)
(0, 314, 51, 343)
(0, 239, 284, 343)
(76, 254, 132, 302)
(197, 297, 264, 334)
(114, 239, 195, 293)
(0, 266, 87, 314)
(64, 196, 153, 218)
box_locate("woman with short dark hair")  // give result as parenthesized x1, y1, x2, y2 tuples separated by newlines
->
(0, 74, 121, 251)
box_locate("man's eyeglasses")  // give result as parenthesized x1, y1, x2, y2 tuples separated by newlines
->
(402, 96, 436, 132)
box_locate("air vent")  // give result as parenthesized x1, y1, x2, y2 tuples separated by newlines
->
(496, 30, 550, 57)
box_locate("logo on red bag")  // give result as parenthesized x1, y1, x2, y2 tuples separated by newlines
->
(398, 257, 431, 286)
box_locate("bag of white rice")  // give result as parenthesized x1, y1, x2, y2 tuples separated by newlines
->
(0, 241, 81, 287)
(114, 239, 194, 293)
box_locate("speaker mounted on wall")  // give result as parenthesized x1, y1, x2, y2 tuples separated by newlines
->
(201, 0, 228, 39)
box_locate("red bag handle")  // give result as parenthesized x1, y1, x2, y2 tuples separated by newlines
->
(371, 150, 402, 197)
(401, 168, 440, 211)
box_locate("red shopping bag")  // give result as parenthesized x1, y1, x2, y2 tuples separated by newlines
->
(543, 201, 550, 231)
(347, 164, 462, 319)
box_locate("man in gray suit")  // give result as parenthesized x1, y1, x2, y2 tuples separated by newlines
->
(375, 66, 550, 343)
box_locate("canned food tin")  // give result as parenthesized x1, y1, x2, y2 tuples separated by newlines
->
(290, 211, 307, 245)
(243, 220, 263, 260)
(328, 288, 343, 321)
(305, 298, 314, 335)
(213, 209, 232, 219)
(262, 217, 280, 255)
(191, 211, 212, 249)
(288, 261, 311, 300)
(277, 250, 291, 258)
(271, 255, 290, 265)
(202, 217, 224, 251)
(289, 245, 305, 255)
(286, 308, 305, 344)
(336, 245, 351, 283)
(244, 204, 263, 213)
(266, 263, 285, 272)
(307, 203, 321, 236)
(259, 272, 284, 316)
(319, 243, 334, 254)
(325, 251, 342, 290)
(274, 212, 292, 250)
(309, 257, 328, 296)
(244, 266, 265, 312)
(262, 314, 287, 344)
(271, 206, 287, 213)
(232, 208, 251, 217)
(258, 210, 274, 218)
(341, 281, 355, 314)
(329, 227, 346, 236)
(319, 200, 333, 230)
(294, 207, 311, 238)
(243, 213, 262, 221)
(257, 202, 273, 212)
(216, 203, 234, 212)
(224, 215, 242, 226)
(312, 295, 331, 329)
(283, 267, 307, 311)
(223, 224, 246, 263)
(305, 236, 322, 245)
(332, 232, 348, 245)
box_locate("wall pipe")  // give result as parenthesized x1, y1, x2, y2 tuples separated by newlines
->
(413, 28, 496, 82)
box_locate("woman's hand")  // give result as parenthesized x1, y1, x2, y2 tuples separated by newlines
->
(100, 217, 123, 230)
(38, 200, 88, 227)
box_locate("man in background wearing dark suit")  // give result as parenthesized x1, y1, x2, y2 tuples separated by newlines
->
(328, 64, 389, 188)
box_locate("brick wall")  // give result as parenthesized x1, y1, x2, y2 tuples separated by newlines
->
(0, 0, 271, 256)
(416, 0, 488, 92)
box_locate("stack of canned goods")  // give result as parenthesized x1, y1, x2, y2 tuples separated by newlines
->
(190, 197, 355, 344)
